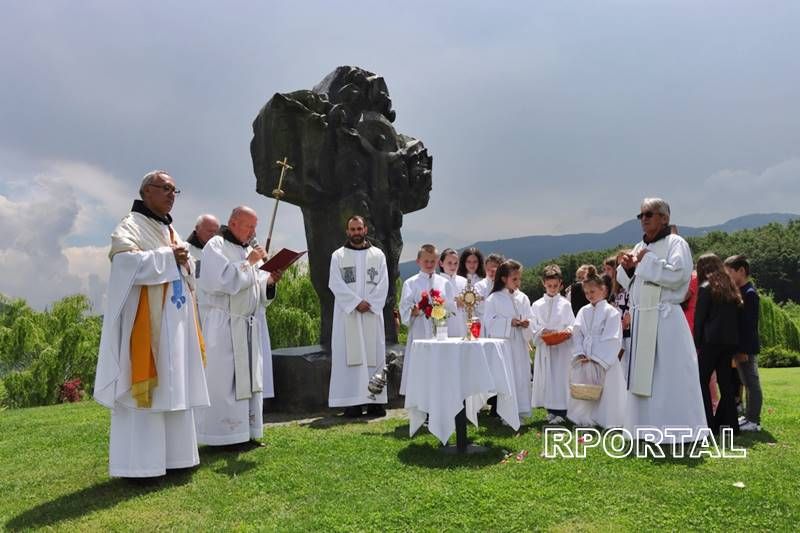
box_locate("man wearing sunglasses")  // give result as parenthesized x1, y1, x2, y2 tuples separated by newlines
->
(94, 170, 210, 478)
(617, 198, 707, 444)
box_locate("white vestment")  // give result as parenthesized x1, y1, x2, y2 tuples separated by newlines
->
(474, 277, 493, 321)
(399, 272, 456, 395)
(531, 293, 575, 411)
(441, 273, 468, 337)
(617, 234, 707, 441)
(187, 241, 211, 328)
(567, 300, 626, 428)
(328, 245, 389, 407)
(195, 235, 275, 445)
(484, 289, 534, 417)
(94, 210, 209, 477)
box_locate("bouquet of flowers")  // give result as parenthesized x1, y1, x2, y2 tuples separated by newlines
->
(418, 289, 451, 326)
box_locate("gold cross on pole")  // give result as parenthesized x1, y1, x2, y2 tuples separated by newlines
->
(273, 157, 293, 199)
(264, 156, 293, 254)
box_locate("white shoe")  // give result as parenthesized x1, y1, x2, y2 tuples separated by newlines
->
(545, 413, 555, 423)
(550, 416, 566, 425)
(739, 420, 761, 432)
(738, 416, 747, 425)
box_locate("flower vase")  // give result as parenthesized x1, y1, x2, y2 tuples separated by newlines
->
(434, 320, 448, 340)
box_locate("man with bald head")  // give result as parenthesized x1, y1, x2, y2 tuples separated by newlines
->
(196, 206, 282, 446)
(186, 214, 220, 278)
(94, 170, 209, 478)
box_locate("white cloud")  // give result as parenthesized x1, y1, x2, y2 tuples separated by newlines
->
(0, 176, 109, 311)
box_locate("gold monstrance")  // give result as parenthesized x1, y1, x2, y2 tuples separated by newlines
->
(458, 278, 484, 340)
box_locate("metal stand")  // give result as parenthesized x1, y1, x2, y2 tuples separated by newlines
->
(442, 402, 488, 454)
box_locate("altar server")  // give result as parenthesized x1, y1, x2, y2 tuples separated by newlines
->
(484, 260, 534, 418)
(530, 264, 575, 424)
(567, 270, 626, 428)
(439, 248, 468, 338)
(399, 244, 455, 395)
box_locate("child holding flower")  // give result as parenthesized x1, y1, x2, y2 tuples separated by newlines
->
(399, 244, 455, 395)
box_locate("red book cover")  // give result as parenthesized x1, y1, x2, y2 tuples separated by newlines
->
(259, 248, 306, 272)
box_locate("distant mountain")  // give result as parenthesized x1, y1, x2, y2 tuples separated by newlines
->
(398, 213, 800, 278)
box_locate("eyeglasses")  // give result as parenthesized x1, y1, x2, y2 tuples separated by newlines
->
(148, 184, 181, 195)
(637, 211, 655, 220)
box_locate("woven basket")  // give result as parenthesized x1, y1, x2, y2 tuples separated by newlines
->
(570, 382, 603, 401)
(569, 360, 604, 401)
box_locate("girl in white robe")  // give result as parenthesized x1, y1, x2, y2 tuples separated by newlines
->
(530, 265, 575, 424)
(439, 248, 468, 338)
(457, 247, 485, 288)
(484, 260, 534, 418)
(567, 270, 626, 429)
(474, 253, 504, 331)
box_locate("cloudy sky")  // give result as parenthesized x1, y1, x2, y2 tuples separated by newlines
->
(1, 1, 799, 310)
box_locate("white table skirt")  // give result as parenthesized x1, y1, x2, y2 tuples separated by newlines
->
(404, 338, 520, 445)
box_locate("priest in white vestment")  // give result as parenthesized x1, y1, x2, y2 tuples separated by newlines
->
(94, 170, 210, 478)
(195, 206, 280, 446)
(399, 244, 456, 395)
(617, 198, 707, 442)
(328, 216, 389, 417)
(186, 214, 219, 327)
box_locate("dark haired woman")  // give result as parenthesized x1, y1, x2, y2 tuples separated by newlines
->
(694, 253, 742, 434)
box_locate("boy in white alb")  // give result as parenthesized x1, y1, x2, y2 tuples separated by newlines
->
(530, 265, 575, 424)
(399, 244, 455, 395)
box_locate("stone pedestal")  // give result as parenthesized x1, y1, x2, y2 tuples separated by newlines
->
(263, 344, 405, 413)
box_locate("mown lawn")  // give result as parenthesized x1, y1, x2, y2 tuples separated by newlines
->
(1, 368, 799, 532)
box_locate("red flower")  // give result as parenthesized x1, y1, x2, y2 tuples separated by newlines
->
(424, 306, 432, 318)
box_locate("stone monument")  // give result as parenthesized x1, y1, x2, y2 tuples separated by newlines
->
(251, 66, 432, 350)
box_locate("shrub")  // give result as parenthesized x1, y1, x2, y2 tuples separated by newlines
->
(759, 346, 800, 368)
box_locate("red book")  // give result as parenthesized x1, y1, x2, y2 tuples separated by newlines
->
(259, 248, 306, 272)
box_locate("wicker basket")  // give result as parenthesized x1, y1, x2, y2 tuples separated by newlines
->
(570, 382, 603, 401)
(569, 360, 604, 401)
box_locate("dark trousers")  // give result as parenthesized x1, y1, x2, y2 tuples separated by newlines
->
(736, 354, 763, 424)
(699, 344, 739, 434)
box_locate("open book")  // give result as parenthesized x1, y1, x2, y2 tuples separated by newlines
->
(259, 248, 306, 272)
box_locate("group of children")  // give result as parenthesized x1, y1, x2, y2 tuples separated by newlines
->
(399, 244, 628, 429)
(399, 243, 764, 434)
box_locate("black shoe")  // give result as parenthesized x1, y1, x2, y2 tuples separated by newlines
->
(365, 404, 387, 417)
(343, 406, 363, 418)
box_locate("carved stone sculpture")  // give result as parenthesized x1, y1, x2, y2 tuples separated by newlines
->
(251, 66, 432, 349)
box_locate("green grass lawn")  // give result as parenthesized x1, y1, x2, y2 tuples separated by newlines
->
(2, 368, 799, 532)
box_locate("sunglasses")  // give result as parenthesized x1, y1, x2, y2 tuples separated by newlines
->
(637, 211, 656, 220)
(148, 184, 181, 195)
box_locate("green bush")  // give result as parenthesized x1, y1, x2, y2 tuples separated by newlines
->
(0, 295, 101, 408)
(759, 294, 800, 352)
(266, 263, 321, 348)
(759, 346, 800, 368)
(266, 306, 319, 349)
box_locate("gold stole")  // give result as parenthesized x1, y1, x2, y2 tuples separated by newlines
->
(124, 223, 206, 407)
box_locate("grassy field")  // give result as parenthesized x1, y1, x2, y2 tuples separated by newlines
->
(1, 369, 799, 532)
